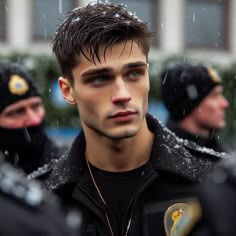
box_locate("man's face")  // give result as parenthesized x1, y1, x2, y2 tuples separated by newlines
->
(60, 41, 150, 139)
(0, 96, 45, 129)
(191, 85, 229, 130)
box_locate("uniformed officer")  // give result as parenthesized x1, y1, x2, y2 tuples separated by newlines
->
(160, 63, 229, 153)
(0, 62, 66, 178)
(0, 150, 80, 236)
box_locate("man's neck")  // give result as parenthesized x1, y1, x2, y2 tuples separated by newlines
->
(84, 121, 154, 172)
(178, 117, 210, 138)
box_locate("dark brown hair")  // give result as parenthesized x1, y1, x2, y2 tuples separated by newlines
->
(52, 2, 154, 83)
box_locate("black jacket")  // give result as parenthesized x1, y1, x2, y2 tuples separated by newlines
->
(43, 114, 227, 236)
(26, 136, 66, 179)
(1, 135, 66, 180)
(0, 152, 79, 236)
(166, 118, 227, 153)
(180, 154, 236, 236)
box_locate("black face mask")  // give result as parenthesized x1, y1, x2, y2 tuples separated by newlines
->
(0, 122, 46, 155)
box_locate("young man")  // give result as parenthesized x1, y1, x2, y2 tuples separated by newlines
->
(0, 62, 65, 178)
(44, 3, 227, 235)
(160, 63, 229, 153)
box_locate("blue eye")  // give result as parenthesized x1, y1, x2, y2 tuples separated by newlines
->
(91, 76, 108, 86)
(128, 71, 141, 80)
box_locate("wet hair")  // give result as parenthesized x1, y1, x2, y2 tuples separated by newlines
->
(52, 2, 155, 83)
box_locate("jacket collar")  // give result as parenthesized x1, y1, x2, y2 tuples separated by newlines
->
(44, 131, 86, 191)
(146, 114, 225, 181)
(27, 136, 66, 179)
(44, 114, 227, 191)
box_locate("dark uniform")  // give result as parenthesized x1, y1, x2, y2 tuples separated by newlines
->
(0, 150, 80, 236)
(43, 114, 227, 236)
(166, 118, 227, 153)
(1, 134, 65, 179)
(176, 153, 236, 236)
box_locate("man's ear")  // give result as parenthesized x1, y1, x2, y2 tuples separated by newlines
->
(58, 77, 76, 105)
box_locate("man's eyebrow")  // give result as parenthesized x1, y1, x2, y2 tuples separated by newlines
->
(81, 68, 112, 78)
(81, 61, 148, 78)
(122, 61, 148, 70)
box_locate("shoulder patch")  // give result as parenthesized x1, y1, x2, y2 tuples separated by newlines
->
(164, 201, 201, 236)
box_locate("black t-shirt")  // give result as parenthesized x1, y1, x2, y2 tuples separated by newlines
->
(90, 163, 146, 235)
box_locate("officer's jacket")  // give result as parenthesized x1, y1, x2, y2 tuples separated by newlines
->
(27, 136, 66, 180)
(0, 153, 79, 236)
(181, 153, 236, 236)
(43, 113, 227, 236)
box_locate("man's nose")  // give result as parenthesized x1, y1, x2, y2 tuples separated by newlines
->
(24, 109, 42, 127)
(221, 95, 229, 109)
(111, 79, 132, 104)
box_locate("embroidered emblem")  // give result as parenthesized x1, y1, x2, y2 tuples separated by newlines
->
(8, 74, 29, 95)
(164, 202, 202, 236)
(207, 67, 221, 83)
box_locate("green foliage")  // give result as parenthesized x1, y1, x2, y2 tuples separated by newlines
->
(148, 60, 162, 101)
(218, 63, 236, 149)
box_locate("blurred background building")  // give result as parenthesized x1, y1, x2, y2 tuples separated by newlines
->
(1, 0, 236, 63)
(1, 0, 236, 148)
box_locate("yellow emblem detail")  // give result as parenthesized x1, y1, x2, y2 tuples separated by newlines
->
(164, 202, 201, 236)
(171, 208, 184, 234)
(207, 67, 221, 83)
(8, 75, 29, 95)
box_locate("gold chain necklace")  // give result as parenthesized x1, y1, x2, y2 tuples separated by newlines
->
(85, 132, 154, 235)
(85, 152, 132, 236)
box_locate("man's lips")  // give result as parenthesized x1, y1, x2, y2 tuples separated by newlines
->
(109, 111, 136, 122)
(111, 111, 136, 117)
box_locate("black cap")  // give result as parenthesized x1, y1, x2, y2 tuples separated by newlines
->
(0, 62, 41, 112)
(160, 63, 222, 121)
